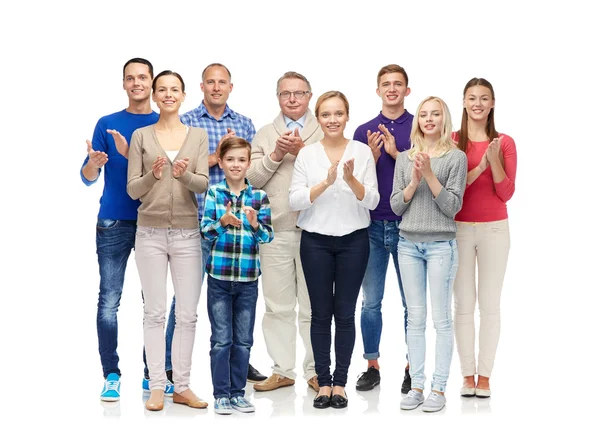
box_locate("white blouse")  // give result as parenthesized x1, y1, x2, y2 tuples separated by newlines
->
(289, 140, 379, 236)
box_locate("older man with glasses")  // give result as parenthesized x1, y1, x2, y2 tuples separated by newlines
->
(247, 71, 323, 393)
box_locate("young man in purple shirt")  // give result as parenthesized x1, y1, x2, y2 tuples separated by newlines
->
(353, 64, 413, 394)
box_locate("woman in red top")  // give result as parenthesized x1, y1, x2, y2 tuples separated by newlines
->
(452, 78, 517, 398)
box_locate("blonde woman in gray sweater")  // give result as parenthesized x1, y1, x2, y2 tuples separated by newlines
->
(390, 96, 467, 412)
(127, 70, 209, 411)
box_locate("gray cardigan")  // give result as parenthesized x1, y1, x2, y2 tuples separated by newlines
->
(390, 149, 467, 242)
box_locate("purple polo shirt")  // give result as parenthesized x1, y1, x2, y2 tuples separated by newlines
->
(353, 110, 413, 220)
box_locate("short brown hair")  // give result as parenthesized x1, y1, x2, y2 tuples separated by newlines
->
(314, 91, 350, 117)
(219, 136, 251, 159)
(377, 64, 409, 87)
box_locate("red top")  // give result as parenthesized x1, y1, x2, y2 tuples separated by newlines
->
(453, 132, 517, 222)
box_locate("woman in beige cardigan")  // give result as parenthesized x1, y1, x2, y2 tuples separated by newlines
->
(127, 70, 209, 411)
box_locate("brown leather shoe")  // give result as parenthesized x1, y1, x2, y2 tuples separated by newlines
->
(253, 373, 295, 392)
(307, 375, 320, 393)
(145, 389, 164, 411)
(173, 390, 208, 409)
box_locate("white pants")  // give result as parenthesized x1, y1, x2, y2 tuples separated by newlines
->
(135, 226, 202, 393)
(453, 219, 510, 378)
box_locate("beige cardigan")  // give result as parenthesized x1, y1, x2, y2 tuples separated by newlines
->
(127, 125, 209, 228)
(246, 110, 323, 232)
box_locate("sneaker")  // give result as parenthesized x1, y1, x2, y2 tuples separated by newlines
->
(400, 389, 424, 410)
(401, 368, 411, 394)
(142, 378, 174, 397)
(230, 396, 255, 413)
(422, 392, 446, 412)
(356, 366, 380, 391)
(100, 373, 121, 402)
(214, 397, 233, 415)
(247, 364, 267, 383)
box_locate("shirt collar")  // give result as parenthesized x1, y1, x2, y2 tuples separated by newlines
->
(216, 178, 252, 195)
(283, 113, 307, 129)
(377, 110, 411, 125)
(199, 101, 236, 120)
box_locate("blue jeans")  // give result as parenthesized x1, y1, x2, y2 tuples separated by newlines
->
(300, 229, 369, 388)
(96, 218, 136, 378)
(143, 236, 212, 378)
(360, 220, 408, 360)
(207, 275, 258, 398)
(398, 237, 458, 393)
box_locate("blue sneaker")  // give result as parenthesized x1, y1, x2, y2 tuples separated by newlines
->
(142, 378, 174, 397)
(229, 396, 255, 413)
(214, 397, 233, 415)
(100, 373, 121, 401)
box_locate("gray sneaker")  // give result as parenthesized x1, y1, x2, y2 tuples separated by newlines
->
(400, 390, 425, 410)
(422, 392, 446, 412)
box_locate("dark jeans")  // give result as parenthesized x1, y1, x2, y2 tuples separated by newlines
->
(142, 236, 212, 378)
(207, 275, 258, 398)
(96, 218, 137, 378)
(300, 228, 370, 388)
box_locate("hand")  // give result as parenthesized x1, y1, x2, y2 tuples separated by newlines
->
(107, 129, 129, 158)
(216, 128, 236, 155)
(378, 124, 398, 159)
(86, 140, 108, 168)
(477, 149, 489, 172)
(152, 156, 167, 179)
(410, 161, 422, 187)
(325, 161, 339, 186)
(243, 205, 258, 227)
(220, 202, 242, 228)
(486, 136, 503, 165)
(172, 157, 190, 178)
(366, 130, 384, 162)
(288, 128, 305, 156)
(272, 131, 293, 161)
(415, 152, 433, 178)
(342, 158, 355, 183)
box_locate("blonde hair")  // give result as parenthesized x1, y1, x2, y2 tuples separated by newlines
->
(408, 96, 455, 159)
(314, 91, 350, 117)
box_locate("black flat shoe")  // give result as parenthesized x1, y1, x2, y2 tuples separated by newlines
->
(330, 393, 348, 409)
(313, 395, 331, 409)
(247, 364, 267, 383)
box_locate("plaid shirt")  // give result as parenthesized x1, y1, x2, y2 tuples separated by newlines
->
(201, 179, 274, 282)
(180, 103, 256, 219)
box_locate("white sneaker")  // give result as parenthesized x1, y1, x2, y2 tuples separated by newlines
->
(400, 390, 425, 410)
(422, 392, 446, 412)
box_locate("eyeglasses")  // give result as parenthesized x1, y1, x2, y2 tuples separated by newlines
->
(277, 90, 310, 100)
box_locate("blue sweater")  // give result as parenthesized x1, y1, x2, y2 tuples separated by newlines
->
(81, 109, 159, 220)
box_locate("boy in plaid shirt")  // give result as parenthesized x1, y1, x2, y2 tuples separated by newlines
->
(201, 137, 274, 414)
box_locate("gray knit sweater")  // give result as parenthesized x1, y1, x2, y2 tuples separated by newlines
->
(390, 149, 467, 242)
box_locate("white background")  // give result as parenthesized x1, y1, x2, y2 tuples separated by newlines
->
(1, 0, 597, 431)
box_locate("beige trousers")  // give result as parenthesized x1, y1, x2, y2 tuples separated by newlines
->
(453, 219, 510, 378)
(135, 226, 202, 393)
(260, 230, 315, 380)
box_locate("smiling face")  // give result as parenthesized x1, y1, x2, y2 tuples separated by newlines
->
(123, 62, 152, 103)
(316, 96, 349, 139)
(418, 99, 444, 138)
(152, 74, 185, 114)
(376, 72, 410, 109)
(278, 77, 312, 121)
(218, 147, 251, 182)
(463, 85, 495, 122)
(201, 65, 232, 110)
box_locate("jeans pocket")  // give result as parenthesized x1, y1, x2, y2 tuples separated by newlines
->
(136, 226, 154, 238)
(97, 218, 119, 230)
(181, 228, 201, 239)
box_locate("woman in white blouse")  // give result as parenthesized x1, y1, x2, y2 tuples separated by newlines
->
(289, 91, 379, 409)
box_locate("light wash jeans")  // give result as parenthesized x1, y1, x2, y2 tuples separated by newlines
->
(398, 236, 458, 393)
